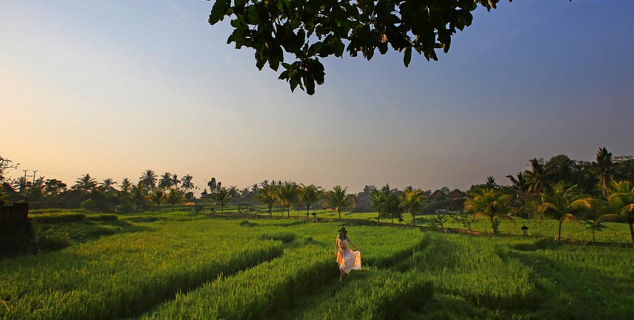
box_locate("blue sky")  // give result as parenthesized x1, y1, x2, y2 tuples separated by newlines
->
(1, 0, 633, 192)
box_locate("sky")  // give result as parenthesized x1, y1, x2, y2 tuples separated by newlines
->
(1, 0, 633, 193)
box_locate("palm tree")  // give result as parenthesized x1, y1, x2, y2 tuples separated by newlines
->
(277, 181, 298, 218)
(535, 181, 593, 243)
(119, 178, 132, 206)
(386, 192, 401, 224)
(171, 174, 180, 189)
(139, 170, 157, 190)
(99, 178, 117, 192)
(507, 171, 532, 218)
(591, 147, 614, 195)
(181, 174, 195, 192)
(208, 177, 217, 194)
(158, 172, 173, 190)
(507, 172, 531, 201)
(120, 178, 132, 194)
(371, 188, 386, 225)
(400, 188, 426, 226)
(255, 185, 278, 219)
(152, 189, 165, 211)
(464, 188, 516, 235)
(130, 184, 150, 211)
(212, 186, 233, 214)
(299, 184, 324, 220)
(527, 158, 548, 195)
(485, 176, 498, 189)
(327, 185, 354, 220)
(251, 183, 259, 193)
(73, 174, 97, 193)
(13, 176, 29, 194)
(165, 188, 184, 212)
(598, 180, 634, 245)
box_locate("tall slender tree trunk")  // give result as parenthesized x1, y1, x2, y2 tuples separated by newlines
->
(490, 216, 497, 235)
(306, 205, 310, 220)
(338, 209, 341, 220)
(377, 211, 380, 226)
(629, 222, 634, 246)
(171, 204, 175, 212)
(557, 219, 563, 243)
(287, 205, 290, 218)
(269, 205, 272, 219)
(412, 211, 416, 226)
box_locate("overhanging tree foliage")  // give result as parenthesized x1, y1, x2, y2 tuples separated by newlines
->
(207, 0, 513, 94)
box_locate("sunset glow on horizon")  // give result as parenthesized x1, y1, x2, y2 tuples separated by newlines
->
(2, 0, 633, 193)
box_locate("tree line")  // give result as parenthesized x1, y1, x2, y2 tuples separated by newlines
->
(1, 147, 633, 243)
(465, 148, 634, 244)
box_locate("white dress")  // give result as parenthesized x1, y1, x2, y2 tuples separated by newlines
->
(336, 237, 361, 274)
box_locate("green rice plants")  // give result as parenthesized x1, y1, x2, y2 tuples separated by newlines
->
(288, 269, 432, 320)
(29, 212, 86, 223)
(410, 233, 537, 310)
(85, 214, 118, 221)
(0, 221, 284, 320)
(259, 232, 296, 243)
(139, 245, 336, 320)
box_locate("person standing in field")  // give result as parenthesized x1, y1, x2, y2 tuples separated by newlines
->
(335, 226, 361, 282)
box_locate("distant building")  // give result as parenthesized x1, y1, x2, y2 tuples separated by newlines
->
(429, 190, 446, 201)
(448, 189, 467, 200)
(448, 189, 467, 211)
(1, 183, 27, 203)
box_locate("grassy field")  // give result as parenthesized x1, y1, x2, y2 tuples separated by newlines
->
(1, 211, 633, 320)
(209, 206, 633, 244)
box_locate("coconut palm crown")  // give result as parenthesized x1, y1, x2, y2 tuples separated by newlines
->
(535, 181, 593, 243)
(598, 180, 634, 245)
(464, 188, 516, 235)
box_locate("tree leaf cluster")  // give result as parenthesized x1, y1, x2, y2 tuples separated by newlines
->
(207, 0, 511, 94)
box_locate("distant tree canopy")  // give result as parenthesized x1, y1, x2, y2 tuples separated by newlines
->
(207, 0, 512, 95)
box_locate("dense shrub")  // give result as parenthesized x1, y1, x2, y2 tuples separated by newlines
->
(86, 214, 118, 221)
(30, 212, 86, 223)
(80, 199, 97, 212)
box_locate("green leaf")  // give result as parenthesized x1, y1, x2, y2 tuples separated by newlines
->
(403, 46, 412, 67)
(290, 77, 299, 92)
(209, 0, 229, 25)
(246, 6, 260, 25)
(305, 72, 316, 95)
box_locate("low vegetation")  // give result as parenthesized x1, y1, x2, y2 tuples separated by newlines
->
(0, 214, 632, 320)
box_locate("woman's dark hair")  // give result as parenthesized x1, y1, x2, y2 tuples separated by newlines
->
(338, 227, 347, 239)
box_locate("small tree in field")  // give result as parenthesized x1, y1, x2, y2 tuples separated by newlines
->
(212, 186, 233, 214)
(255, 185, 278, 219)
(465, 188, 516, 235)
(370, 188, 386, 225)
(165, 188, 184, 212)
(130, 184, 150, 212)
(400, 188, 426, 226)
(299, 184, 324, 221)
(597, 180, 634, 245)
(277, 181, 298, 218)
(327, 185, 354, 220)
(152, 189, 164, 211)
(535, 182, 593, 243)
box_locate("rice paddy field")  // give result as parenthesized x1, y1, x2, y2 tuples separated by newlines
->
(1, 211, 633, 320)
(232, 207, 634, 244)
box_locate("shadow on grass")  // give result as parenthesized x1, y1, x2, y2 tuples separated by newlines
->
(505, 247, 634, 320)
(33, 219, 150, 252)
